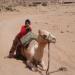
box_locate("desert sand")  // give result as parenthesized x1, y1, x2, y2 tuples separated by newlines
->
(0, 4, 75, 75)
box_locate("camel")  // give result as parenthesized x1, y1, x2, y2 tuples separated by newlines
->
(17, 29, 56, 71)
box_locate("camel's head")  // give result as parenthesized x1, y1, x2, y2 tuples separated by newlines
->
(38, 30, 56, 43)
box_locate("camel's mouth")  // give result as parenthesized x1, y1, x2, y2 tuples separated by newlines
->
(50, 38, 56, 43)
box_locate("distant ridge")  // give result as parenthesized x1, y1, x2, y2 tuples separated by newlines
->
(0, 0, 75, 4)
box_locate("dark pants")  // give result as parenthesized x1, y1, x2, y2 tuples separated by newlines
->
(9, 35, 22, 58)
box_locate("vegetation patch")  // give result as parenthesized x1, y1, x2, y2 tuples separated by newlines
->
(5, 5, 16, 11)
(42, 2, 48, 6)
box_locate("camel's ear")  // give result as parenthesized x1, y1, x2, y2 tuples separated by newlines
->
(38, 29, 41, 35)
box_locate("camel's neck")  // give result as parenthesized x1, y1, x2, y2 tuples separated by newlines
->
(34, 36, 47, 61)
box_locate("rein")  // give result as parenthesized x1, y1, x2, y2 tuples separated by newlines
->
(46, 43, 67, 75)
(46, 42, 50, 75)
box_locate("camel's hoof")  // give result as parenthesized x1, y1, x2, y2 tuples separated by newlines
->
(37, 64, 47, 71)
(38, 61, 47, 71)
(31, 67, 38, 72)
(42, 66, 47, 71)
(41, 66, 47, 71)
(26, 60, 37, 71)
(27, 64, 38, 72)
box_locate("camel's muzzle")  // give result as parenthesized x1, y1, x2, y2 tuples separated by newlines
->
(48, 34, 56, 43)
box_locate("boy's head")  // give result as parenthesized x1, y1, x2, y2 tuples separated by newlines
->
(25, 19, 31, 26)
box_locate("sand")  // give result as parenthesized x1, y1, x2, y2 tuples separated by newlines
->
(0, 4, 75, 75)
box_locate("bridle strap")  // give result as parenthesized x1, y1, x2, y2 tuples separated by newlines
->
(46, 42, 50, 75)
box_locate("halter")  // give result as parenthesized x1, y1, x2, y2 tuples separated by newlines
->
(40, 34, 51, 42)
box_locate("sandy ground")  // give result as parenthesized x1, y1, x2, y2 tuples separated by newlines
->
(0, 4, 75, 75)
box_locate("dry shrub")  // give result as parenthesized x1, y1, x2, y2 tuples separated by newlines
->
(63, 2, 73, 4)
(5, 5, 16, 11)
(28, 2, 37, 7)
(42, 2, 48, 6)
(5, 7, 13, 11)
(28, 4, 33, 7)
(28, 4, 37, 7)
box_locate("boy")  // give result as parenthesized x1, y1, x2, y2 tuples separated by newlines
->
(9, 19, 32, 58)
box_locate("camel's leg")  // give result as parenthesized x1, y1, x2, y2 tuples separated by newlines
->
(22, 49, 37, 71)
(38, 60, 47, 71)
(26, 59, 34, 70)
(26, 59, 39, 71)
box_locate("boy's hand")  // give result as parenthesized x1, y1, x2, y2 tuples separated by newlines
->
(26, 27, 31, 32)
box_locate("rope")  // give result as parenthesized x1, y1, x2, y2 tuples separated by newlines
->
(46, 42, 50, 75)
(46, 43, 67, 75)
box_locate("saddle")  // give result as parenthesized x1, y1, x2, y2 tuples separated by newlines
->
(20, 32, 37, 48)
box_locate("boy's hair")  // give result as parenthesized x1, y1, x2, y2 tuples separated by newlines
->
(25, 19, 31, 25)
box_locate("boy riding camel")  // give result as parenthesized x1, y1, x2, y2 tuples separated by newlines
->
(9, 19, 32, 58)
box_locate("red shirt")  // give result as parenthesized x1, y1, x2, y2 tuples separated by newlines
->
(18, 25, 32, 39)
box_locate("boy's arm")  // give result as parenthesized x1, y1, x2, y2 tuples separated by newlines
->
(26, 26, 32, 32)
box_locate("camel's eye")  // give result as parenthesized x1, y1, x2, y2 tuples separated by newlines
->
(43, 35, 47, 39)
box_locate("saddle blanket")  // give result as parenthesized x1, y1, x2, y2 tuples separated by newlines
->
(20, 32, 37, 47)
